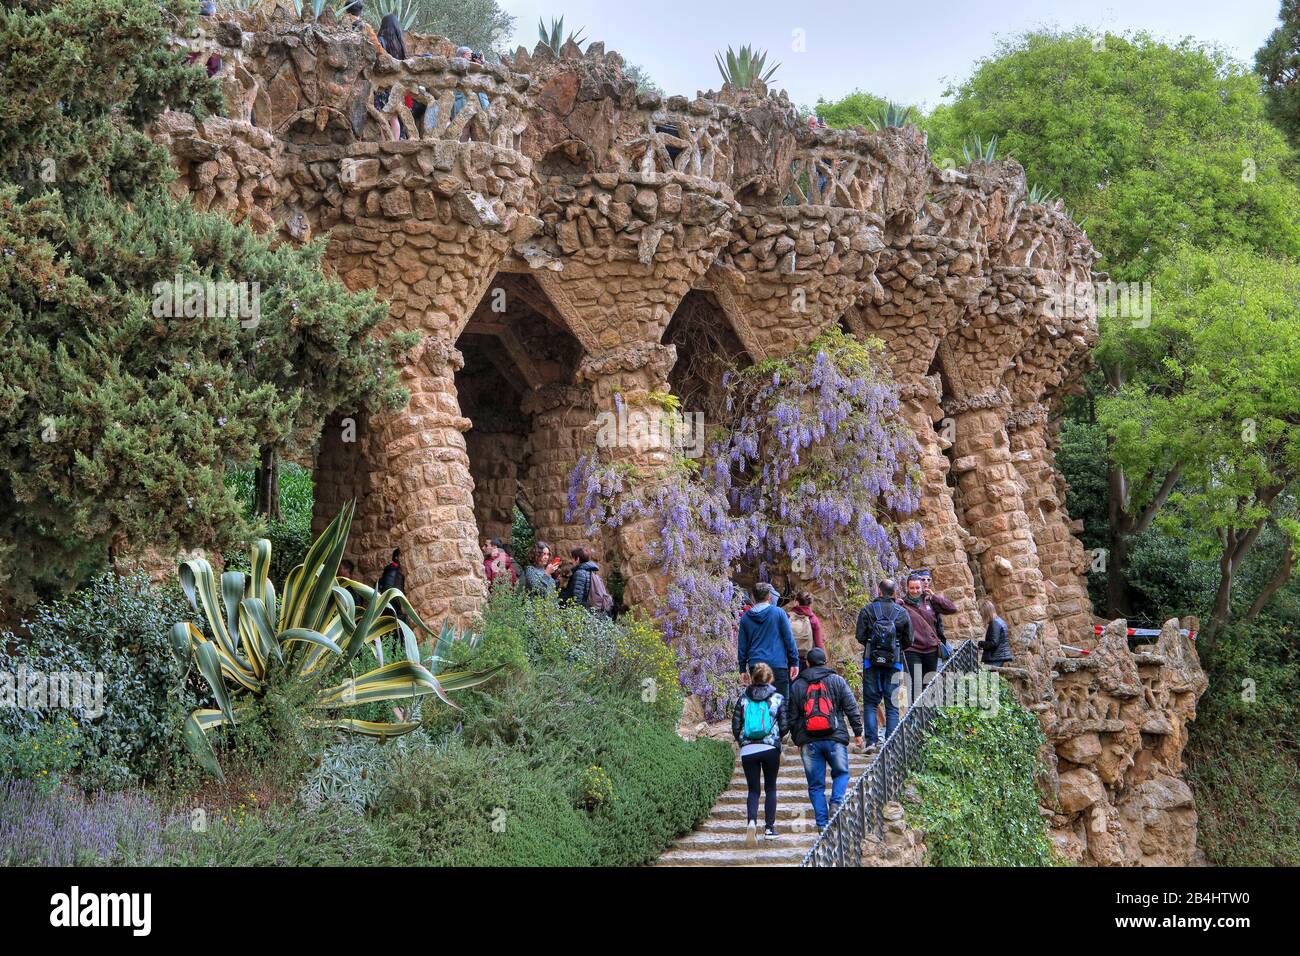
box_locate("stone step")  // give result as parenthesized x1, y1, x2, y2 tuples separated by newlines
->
(708, 803, 817, 821)
(673, 828, 821, 852)
(656, 846, 806, 867)
(692, 817, 823, 837)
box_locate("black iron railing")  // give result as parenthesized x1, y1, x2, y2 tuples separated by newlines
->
(800, 639, 981, 867)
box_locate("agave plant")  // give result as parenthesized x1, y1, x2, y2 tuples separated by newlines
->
(365, 0, 424, 32)
(171, 503, 500, 780)
(961, 134, 999, 164)
(288, 0, 352, 20)
(538, 16, 586, 54)
(869, 101, 915, 130)
(715, 45, 780, 90)
(1027, 181, 1058, 205)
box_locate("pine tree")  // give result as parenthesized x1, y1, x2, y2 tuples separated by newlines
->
(0, 0, 410, 614)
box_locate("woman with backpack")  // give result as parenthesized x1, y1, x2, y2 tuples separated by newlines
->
(788, 591, 824, 671)
(978, 599, 1013, 666)
(558, 546, 615, 617)
(730, 662, 790, 847)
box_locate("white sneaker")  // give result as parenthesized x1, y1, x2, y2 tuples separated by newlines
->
(745, 821, 757, 848)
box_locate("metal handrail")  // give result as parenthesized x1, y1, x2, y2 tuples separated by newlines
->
(800, 639, 981, 867)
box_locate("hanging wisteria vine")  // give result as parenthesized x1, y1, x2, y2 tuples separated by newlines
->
(568, 327, 924, 716)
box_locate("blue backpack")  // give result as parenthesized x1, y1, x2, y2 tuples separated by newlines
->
(741, 695, 775, 741)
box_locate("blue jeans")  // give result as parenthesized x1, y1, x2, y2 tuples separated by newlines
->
(862, 665, 900, 745)
(800, 739, 850, 828)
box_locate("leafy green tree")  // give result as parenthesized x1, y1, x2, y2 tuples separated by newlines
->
(0, 0, 408, 615)
(1100, 245, 1300, 641)
(944, 30, 1300, 281)
(939, 29, 1300, 619)
(1256, 0, 1300, 149)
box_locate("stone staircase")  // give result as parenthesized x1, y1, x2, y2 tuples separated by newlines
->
(657, 743, 875, 867)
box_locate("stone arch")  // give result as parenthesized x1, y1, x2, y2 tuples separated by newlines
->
(662, 289, 753, 424)
(456, 273, 588, 556)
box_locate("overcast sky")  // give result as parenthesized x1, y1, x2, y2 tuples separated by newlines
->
(498, 0, 1283, 111)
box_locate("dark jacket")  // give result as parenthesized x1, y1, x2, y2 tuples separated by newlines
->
(787, 665, 864, 746)
(730, 683, 790, 748)
(377, 560, 404, 593)
(899, 592, 957, 654)
(855, 597, 913, 668)
(979, 616, 1012, 664)
(737, 602, 798, 673)
(560, 560, 599, 606)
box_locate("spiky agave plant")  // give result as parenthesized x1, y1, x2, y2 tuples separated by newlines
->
(1027, 181, 1058, 205)
(869, 100, 915, 130)
(170, 503, 501, 780)
(715, 45, 780, 90)
(538, 16, 586, 54)
(961, 134, 999, 164)
(365, 0, 424, 31)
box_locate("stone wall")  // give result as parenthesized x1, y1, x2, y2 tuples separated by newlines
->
(159, 12, 1206, 864)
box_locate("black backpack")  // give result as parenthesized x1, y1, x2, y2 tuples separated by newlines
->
(866, 603, 900, 668)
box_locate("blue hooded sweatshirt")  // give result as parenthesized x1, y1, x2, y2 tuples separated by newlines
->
(738, 602, 799, 673)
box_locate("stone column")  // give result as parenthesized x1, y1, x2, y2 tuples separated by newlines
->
(465, 420, 529, 545)
(1008, 406, 1094, 644)
(360, 341, 485, 628)
(897, 381, 980, 637)
(576, 343, 679, 609)
(521, 384, 595, 562)
(945, 387, 1059, 663)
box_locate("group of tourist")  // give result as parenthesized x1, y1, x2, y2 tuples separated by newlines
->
(486, 538, 615, 615)
(732, 572, 1012, 845)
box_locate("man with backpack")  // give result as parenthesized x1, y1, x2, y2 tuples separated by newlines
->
(738, 583, 800, 699)
(788, 647, 864, 831)
(855, 578, 913, 750)
(560, 546, 614, 616)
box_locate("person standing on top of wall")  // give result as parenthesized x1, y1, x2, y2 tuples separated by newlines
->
(787, 591, 825, 672)
(978, 599, 1013, 666)
(899, 571, 956, 696)
(522, 540, 561, 597)
(855, 578, 912, 750)
(731, 662, 790, 847)
(738, 583, 799, 699)
(482, 538, 517, 587)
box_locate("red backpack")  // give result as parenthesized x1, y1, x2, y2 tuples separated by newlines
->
(802, 679, 841, 738)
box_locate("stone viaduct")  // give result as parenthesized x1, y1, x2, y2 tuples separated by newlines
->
(157, 12, 1206, 864)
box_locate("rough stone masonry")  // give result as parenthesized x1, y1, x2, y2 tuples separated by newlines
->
(155, 11, 1208, 865)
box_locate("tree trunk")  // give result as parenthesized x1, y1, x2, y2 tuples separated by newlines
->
(1105, 518, 1133, 619)
(252, 446, 281, 521)
(1243, 540, 1293, 623)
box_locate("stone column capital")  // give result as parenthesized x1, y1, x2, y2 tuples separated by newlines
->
(520, 383, 593, 416)
(942, 385, 1011, 418)
(1006, 402, 1050, 432)
(576, 342, 678, 385)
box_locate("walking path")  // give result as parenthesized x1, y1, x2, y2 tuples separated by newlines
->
(657, 742, 874, 866)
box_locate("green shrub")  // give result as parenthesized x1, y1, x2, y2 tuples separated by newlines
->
(0, 572, 200, 789)
(361, 664, 732, 866)
(0, 718, 83, 792)
(906, 678, 1057, 866)
(222, 462, 316, 582)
